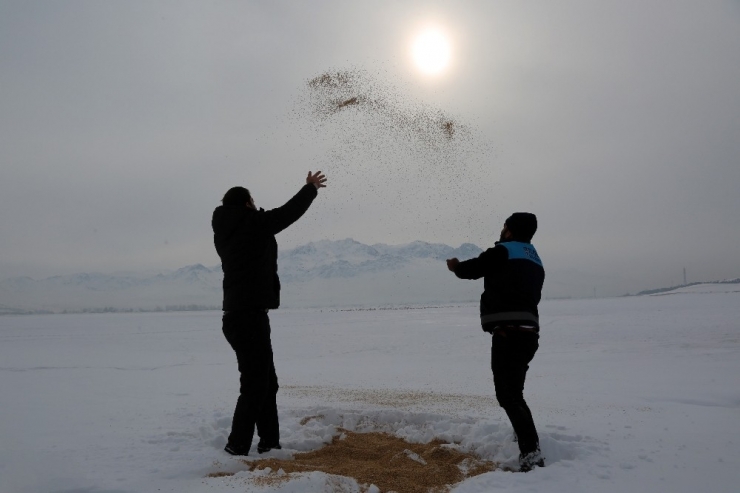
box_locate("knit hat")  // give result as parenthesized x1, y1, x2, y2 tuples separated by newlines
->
(505, 212, 538, 242)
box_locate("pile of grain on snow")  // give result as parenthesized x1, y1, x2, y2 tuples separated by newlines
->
(247, 429, 496, 493)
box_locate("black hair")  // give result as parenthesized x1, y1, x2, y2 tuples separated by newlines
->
(222, 186, 251, 206)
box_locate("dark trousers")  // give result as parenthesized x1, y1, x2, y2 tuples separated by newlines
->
(222, 310, 280, 450)
(491, 330, 540, 457)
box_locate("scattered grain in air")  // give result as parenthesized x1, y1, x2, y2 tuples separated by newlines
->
(290, 67, 498, 245)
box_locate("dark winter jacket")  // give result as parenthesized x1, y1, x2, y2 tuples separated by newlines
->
(212, 184, 318, 311)
(453, 240, 545, 332)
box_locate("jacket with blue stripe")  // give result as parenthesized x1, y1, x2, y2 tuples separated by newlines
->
(453, 239, 545, 332)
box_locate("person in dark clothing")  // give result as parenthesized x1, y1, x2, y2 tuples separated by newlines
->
(446, 212, 546, 472)
(212, 171, 327, 456)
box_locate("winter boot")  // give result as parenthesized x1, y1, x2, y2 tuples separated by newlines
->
(257, 441, 282, 454)
(224, 442, 250, 456)
(519, 450, 545, 472)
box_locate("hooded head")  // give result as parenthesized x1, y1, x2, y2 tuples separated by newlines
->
(504, 212, 538, 242)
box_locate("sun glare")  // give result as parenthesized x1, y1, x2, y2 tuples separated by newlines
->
(412, 28, 451, 76)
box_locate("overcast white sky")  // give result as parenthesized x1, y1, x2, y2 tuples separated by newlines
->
(1, 0, 739, 294)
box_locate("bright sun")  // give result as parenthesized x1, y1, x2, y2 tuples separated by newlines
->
(412, 28, 451, 75)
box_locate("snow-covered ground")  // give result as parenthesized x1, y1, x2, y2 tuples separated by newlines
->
(1, 286, 739, 492)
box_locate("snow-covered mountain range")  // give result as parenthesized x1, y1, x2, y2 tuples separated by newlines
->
(4, 238, 736, 315)
(0, 239, 484, 314)
(279, 239, 482, 282)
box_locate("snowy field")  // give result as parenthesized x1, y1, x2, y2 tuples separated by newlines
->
(1, 287, 739, 493)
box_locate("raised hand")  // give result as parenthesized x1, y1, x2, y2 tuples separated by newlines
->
(446, 258, 460, 272)
(306, 171, 327, 189)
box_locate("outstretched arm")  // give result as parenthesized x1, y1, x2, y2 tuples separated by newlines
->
(261, 171, 327, 235)
(448, 256, 485, 280)
(447, 246, 506, 280)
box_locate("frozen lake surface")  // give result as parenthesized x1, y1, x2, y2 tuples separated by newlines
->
(1, 288, 739, 492)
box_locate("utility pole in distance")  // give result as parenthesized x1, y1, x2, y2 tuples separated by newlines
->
(683, 267, 687, 286)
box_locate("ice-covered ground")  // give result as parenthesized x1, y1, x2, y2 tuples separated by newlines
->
(1, 286, 739, 492)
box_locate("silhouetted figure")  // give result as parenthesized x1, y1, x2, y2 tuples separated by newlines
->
(447, 212, 545, 472)
(212, 171, 327, 456)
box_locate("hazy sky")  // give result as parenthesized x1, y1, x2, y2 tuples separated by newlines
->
(1, 0, 739, 294)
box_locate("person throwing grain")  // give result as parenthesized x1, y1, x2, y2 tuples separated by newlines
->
(446, 213, 545, 472)
(212, 171, 327, 456)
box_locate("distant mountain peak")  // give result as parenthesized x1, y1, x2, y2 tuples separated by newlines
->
(175, 264, 210, 273)
(278, 239, 482, 282)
